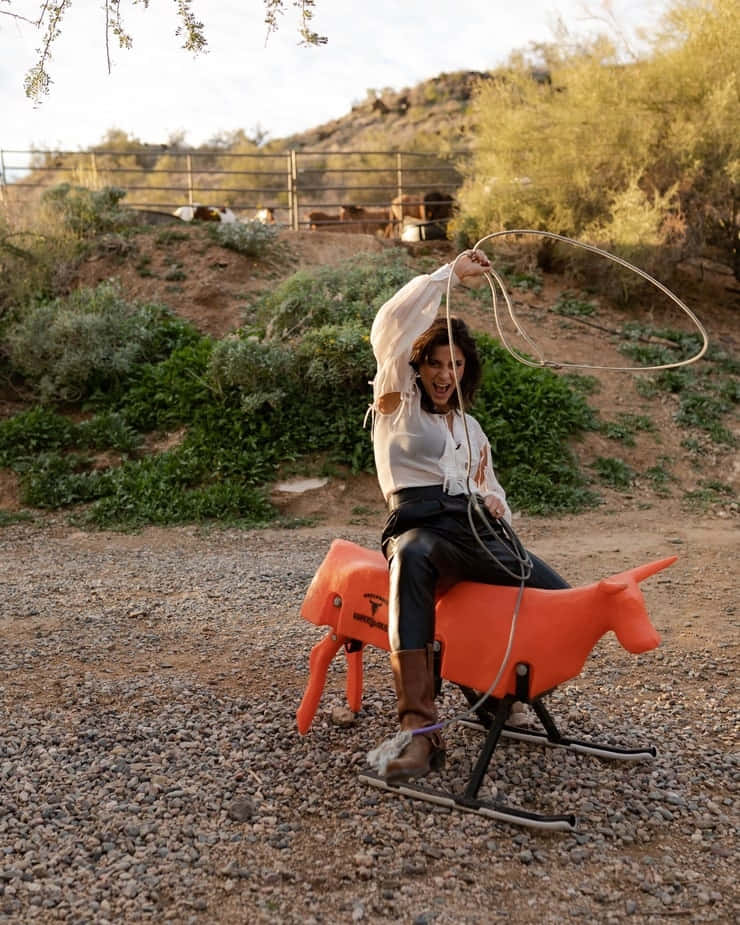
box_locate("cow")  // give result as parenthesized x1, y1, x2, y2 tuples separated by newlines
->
(386, 191, 455, 238)
(385, 192, 423, 236)
(304, 209, 343, 231)
(422, 190, 455, 223)
(174, 204, 237, 223)
(296, 538, 675, 731)
(338, 204, 390, 235)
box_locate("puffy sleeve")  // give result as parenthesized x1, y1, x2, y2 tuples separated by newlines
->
(470, 419, 512, 524)
(370, 263, 457, 401)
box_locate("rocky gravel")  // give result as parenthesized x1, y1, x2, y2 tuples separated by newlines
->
(0, 514, 737, 924)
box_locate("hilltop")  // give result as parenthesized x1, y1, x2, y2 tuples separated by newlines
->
(273, 70, 488, 153)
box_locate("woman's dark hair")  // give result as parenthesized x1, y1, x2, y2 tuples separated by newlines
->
(409, 317, 482, 412)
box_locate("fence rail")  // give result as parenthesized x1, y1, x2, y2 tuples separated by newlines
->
(0, 147, 466, 231)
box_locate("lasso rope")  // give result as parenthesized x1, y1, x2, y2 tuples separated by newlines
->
(457, 229, 709, 372)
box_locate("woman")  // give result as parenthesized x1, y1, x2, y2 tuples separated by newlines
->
(370, 249, 568, 783)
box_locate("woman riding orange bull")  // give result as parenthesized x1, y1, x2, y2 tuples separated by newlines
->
(370, 249, 569, 783)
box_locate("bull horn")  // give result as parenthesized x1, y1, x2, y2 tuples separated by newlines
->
(629, 555, 678, 584)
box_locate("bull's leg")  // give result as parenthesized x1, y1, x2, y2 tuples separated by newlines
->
(344, 640, 364, 714)
(296, 632, 345, 734)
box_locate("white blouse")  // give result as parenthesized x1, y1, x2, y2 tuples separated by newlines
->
(370, 263, 512, 523)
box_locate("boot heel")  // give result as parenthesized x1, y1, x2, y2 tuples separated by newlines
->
(430, 733, 446, 771)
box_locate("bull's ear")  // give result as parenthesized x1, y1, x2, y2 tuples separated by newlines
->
(599, 579, 628, 595)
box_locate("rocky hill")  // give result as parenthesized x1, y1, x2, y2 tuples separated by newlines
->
(273, 69, 491, 154)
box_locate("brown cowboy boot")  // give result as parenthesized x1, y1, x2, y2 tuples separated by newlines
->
(384, 645, 445, 783)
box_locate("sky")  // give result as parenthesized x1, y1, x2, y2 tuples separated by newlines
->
(1, 0, 672, 176)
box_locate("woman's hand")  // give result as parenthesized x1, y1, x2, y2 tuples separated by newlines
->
(483, 494, 506, 519)
(454, 249, 491, 282)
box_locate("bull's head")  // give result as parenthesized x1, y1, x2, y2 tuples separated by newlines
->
(599, 556, 677, 653)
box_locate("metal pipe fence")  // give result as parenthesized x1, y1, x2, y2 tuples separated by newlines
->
(0, 147, 466, 231)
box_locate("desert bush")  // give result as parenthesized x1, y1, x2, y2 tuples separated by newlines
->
(2, 258, 613, 525)
(297, 321, 375, 392)
(457, 0, 740, 278)
(210, 219, 279, 257)
(4, 282, 199, 403)
(256, 252, 412, 339)
(0, 220, 78, 315)
(41, 184, 130, 237)
(208, 337, 294, 410)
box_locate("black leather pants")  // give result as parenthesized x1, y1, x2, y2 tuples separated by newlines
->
(382, 487, 569, 652)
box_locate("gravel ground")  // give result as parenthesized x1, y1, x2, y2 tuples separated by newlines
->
(0, 513, 737, 924)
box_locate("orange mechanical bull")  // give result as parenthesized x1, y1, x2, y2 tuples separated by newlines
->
(296, 538, 677, 830)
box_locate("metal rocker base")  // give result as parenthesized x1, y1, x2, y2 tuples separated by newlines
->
(359, 663, 657, 831)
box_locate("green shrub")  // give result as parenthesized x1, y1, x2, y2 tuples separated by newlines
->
(591, 456, 635, 490)
(297, 321, 375, 392)
(41, 184, 129, 237)
(208, 337, 293, 411)
(108, 339, 214, 430)
(210, 220, 279, 257)
(255, 252, 412, 339)
(552, 293, 597, 317)
(683, 480, 735, 512)
(471, 336, 599, 514)
(5, 281, 200, 404)
(599, 413, 656, 446)
(76, 411, 142, 454)
(0, 407, 76, 465)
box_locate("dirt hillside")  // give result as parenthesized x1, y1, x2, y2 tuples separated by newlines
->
(63, 225, 740, 526)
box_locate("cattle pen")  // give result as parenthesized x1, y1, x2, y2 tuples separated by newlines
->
(0, 147, 465, 234)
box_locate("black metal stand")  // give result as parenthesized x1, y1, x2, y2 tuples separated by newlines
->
(360, 662, 657, 831)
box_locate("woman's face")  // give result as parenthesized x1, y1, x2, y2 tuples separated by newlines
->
(418, 344, 466, 412)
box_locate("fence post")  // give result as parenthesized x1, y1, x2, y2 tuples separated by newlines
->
(0, 149, 6, 199)
(396, 151, 405, 226)
(290, 150, 299, 230)
(187, 153, 194, 205)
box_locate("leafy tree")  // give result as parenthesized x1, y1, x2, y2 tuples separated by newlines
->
(457, 0, 739, 278)
(1, 1, 326, 102)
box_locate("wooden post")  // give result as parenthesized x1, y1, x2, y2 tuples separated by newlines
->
(286, 152, 294, 230)
(290, 150, 299, 231)
(187, 153, 194, 205)
(396, 151, 404, 223)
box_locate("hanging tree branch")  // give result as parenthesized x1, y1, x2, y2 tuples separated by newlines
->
(1, 0, 326, 103)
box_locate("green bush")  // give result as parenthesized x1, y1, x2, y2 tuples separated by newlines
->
(208, 337, 294, 411)
(471, 336, 599, 514)
(210, 220, 279, 257)
(1, 259, 612, 526)
(255, 252, 412, 339)
(297, 321, 375, 391)
(591, 456, 635, 490)
(4, 281, 200, 404)
(552, 293, 597, 317)
(0, 407, 76, 465)
(0, 406, 141, 468)
(41, 184, 129, 237)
